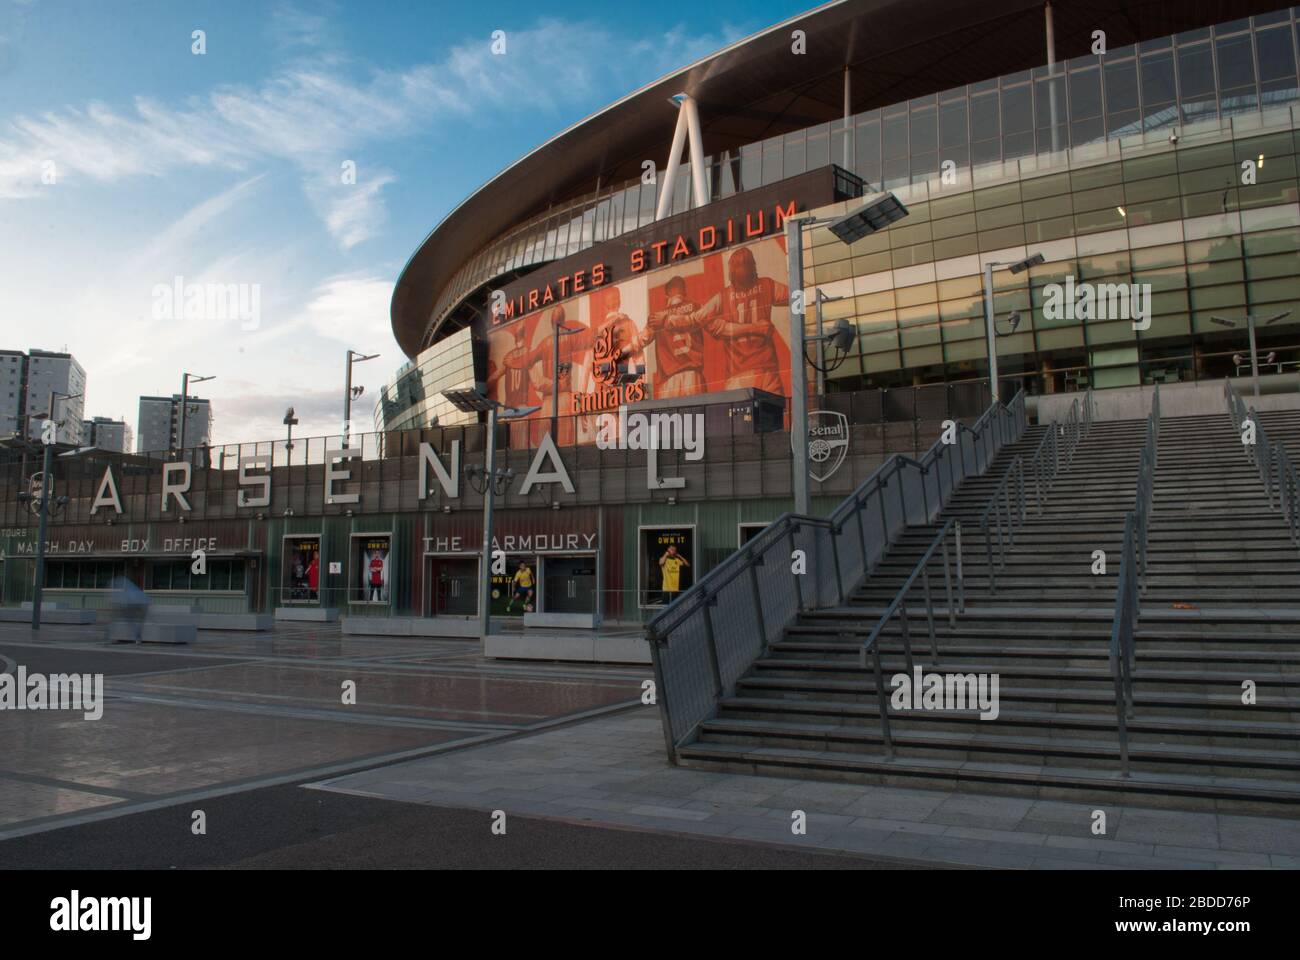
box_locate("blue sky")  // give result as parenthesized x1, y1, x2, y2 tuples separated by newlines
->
(0, 0, 808, 444)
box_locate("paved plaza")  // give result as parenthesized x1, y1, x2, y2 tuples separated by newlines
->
(3, 619, 1300, 868)
(312, 708, 1300, 870)
(0, 621, 643, 840)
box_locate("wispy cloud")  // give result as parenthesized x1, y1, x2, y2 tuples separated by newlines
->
(0, 17, 743, 244)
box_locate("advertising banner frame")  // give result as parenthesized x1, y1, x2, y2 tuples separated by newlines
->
(281, 533, 323, 605)
(349, 530, 393, 606)
(637, 523, 697, 610)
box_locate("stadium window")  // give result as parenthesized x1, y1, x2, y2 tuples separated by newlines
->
(1068, 67, 1104, 144)
(1104, 60, 1140, 136)
(1215, 33, 1259, 114)
(1177, 43, 1218, 124)
(1256, 25, 1298, 98)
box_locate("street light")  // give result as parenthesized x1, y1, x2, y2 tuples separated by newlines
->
(982, 253, 1044, 402)
(1210, 311, 1292, 401)
(343, 350, 380, 448)
(549, 313, 583, 438)
(787, 191, 910, 514)
(283, 406, 298, 453)
(28, 390, 80, 632)
(177, 373, 214, 458)
(442, 388, 539, 640)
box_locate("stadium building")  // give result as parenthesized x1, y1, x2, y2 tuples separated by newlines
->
(3, 0, 1300, 660)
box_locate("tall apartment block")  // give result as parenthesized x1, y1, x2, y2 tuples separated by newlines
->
(0, 349, 87, 445)
(136, 394, 213, 453)
(82, 416, 131, 453)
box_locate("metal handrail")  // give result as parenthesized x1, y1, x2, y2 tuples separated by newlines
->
(1108, 513, 1138, 776)
(858, 518, 964, 758)
(1108, 382, 1159, 777)
(979, 456, 1027, 594)
(1027, 418, 1060, 514)
(1226, 380, 1300, 553)
(645, 388, 1027, 759)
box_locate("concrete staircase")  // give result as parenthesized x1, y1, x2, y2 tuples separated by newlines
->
(676, 409, 1300, 813)
(1257, 408, 1300, 464)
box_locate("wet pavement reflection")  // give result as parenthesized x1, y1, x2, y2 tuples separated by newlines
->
(0, 622, 645, 836)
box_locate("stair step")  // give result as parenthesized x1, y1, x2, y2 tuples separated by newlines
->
(675, 741, 1300, 810)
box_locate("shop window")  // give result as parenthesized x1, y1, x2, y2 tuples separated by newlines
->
(352, 535, 392, 604)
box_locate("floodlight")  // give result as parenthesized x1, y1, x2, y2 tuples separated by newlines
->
(826, 192, 910, 244)
(1008, 253, 1045, 275)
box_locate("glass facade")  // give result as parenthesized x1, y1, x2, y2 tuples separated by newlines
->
(145, 558, 247, 591)
(374, 326, 479, 432)
(802, 105, 1300, 392)
(423, 11, 1300, 351)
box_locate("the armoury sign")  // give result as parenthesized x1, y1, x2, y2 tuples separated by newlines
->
(73, 430, 700, 520)
(806, 410, 850, 482)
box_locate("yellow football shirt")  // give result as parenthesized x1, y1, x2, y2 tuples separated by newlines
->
(661, 556, 685, 592)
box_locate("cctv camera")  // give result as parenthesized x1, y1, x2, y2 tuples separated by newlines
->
(1168, 130, 1180, 145)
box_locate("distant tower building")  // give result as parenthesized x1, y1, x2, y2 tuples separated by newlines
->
(136, 394, 213, 453)
(0, 348, 86, 444)
(83, 416, 131, 453)
(0, 350, 22, 438)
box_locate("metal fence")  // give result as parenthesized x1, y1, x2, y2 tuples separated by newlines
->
(1226, 380, 1300, 553)
(644, 389, 1027, 761)
(0, 385, 1001, 528)
(1109, 382, 1159, 777)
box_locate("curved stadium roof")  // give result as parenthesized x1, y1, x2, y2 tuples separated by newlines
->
(391, 0, 1285, 358)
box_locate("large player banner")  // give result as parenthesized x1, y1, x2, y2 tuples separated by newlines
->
(486, 234, 793, 442)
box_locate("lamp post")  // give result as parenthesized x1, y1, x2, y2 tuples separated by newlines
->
(27, 390, 79, 631)
(283, 406, 298, 455)
(177, 373, 214, 458)
(981, 253, 1044, 403)
(550, 317, 582, 439)
(343, 350, 380, 448)
(442, 388, 539, 639)
(1211, 311, 1292, 401)
(814, 289, 849, 396)
(787, 191, 910, 515)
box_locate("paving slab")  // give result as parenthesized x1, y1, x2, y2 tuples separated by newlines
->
(311, 706, 1300, 869)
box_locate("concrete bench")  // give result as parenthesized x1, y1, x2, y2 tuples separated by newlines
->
(140, 623, 195, 644)
(275, 607, 340, 622)
(523, 611, 599, 630)
(150, 603, 200, 616)
(107, 620, 142, 643)
(194, 613, 273, 631)
(20, 601, 60, 610)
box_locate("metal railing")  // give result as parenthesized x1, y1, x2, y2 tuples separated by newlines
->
(644, 390, 1026, 760)
(858, 517, 966, 758)
(985, 390, 1094, 591)
(1108, 383, 1159, 777)
(1225, 380, 1300, 553)
(980, 457, 1027, 595)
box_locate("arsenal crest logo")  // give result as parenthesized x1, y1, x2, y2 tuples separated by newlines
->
(806, 410, 850, 482)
